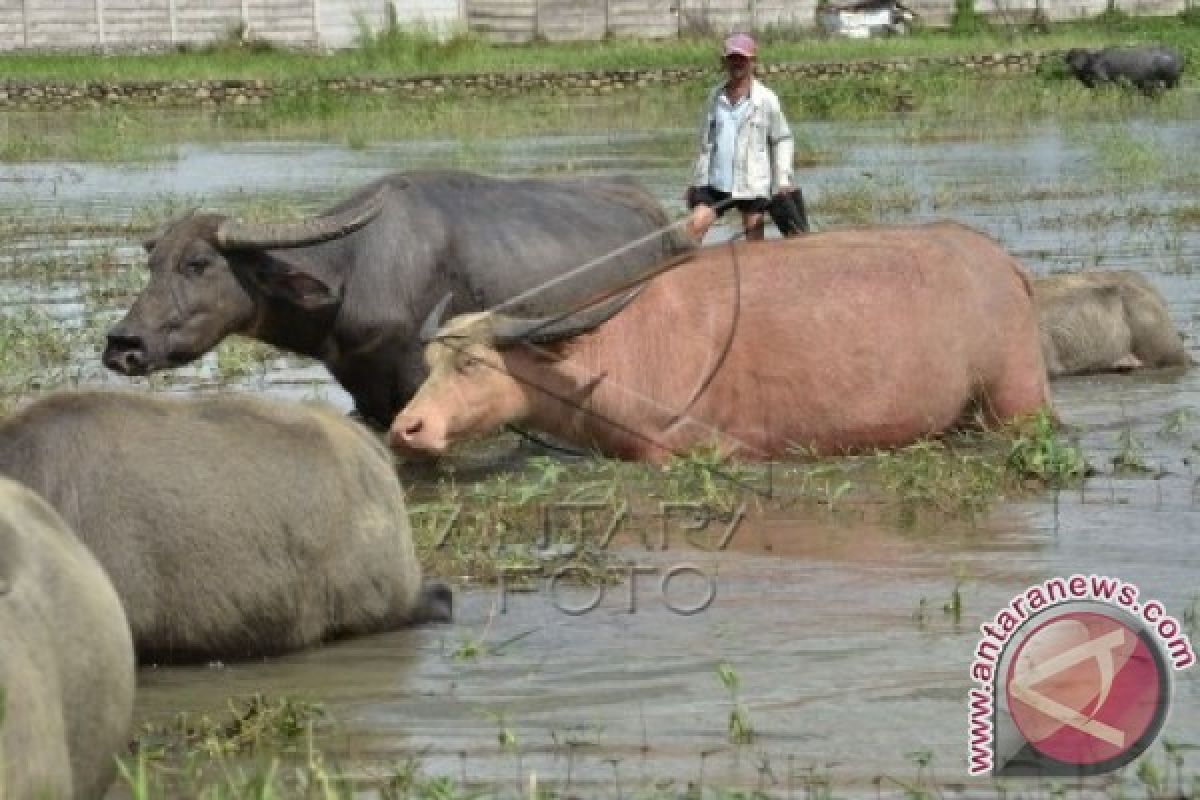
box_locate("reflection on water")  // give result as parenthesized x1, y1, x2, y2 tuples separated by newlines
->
(1, 108, 1198, 793)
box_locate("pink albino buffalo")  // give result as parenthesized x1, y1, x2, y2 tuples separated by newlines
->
(389, 221, 1052, 462)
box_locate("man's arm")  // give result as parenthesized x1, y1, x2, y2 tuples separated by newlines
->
(767, 97, 795, 194)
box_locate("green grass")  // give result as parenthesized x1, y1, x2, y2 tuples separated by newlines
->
(215, 338, 281, 384)
(6, 56, 1199, 167)
(3, 14, 1200, 165)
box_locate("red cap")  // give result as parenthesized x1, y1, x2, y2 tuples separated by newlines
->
(723, 32, 757, 58)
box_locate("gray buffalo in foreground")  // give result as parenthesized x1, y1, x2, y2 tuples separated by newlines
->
(0, 477, 135, 799)
(0, 390, 450, 664)
(391, 222, 1051, 462)
(1065, 46, 1183, 92)
(103, 171, 691, 428)
(1033, 271, 1191, 377)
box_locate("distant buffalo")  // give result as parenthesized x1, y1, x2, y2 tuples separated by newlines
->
(1065, 46, 1183, 92)
(1034, 271, 1191, 377)
(0, 477, 135, 799)
(391, 222, 1051, 462)
(0, 391, 451, 664)
(104, 171, 691, 428)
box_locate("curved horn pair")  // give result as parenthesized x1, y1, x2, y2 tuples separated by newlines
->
(419, 288, 645, 347)
(418, 244, 699, 348)
(215, 185, 393, 250)
(491, 288, 645, 345)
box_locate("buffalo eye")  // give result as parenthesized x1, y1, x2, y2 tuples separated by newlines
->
(183, 256, 211, 276)
(457, 356, 483, 375)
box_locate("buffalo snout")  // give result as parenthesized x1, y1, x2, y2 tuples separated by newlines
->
(389, 411, 446, 455)
(103, 330, 150, 376)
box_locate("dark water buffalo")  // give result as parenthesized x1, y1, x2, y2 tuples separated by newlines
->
(1034, 271, 1191, 377)
(0, 478, 135, 799)
(389, 222, 1051, 462)
(1066, 46, 1183, 92)
(0, 390, 451, 664)
(103, 171, 690, 427)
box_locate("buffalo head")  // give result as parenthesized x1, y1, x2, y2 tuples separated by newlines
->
(1065, 48, 1098, 83)
(388, 290, 641, 456)
(103, 188, 388, 376)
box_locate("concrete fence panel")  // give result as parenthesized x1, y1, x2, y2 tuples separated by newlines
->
(0, 0, 1188, 50)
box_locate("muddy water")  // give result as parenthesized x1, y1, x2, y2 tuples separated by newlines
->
(1, 107, 1199, 794)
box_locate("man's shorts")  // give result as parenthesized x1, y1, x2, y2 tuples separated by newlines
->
(686, 186, 771, 215)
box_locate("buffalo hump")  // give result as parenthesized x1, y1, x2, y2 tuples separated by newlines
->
(0, 477, 135, 799)
(0, 390, 449, 664)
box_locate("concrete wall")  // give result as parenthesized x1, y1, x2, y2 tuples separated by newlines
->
(321, 0, 463, 48)
(915, 0, 1182, 25)
(0, 0, 1187, 51)
(0, 0, 463, 52)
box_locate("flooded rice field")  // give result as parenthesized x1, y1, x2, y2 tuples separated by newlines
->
(2, 101, 1199, 796)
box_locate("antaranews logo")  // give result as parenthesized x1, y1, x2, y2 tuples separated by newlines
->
(967, 575, 1195, 777)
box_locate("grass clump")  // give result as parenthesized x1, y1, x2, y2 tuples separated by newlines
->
(875, 439, 1006, 520)
(215, 338, 280, 384)
(132, 694, 325, 761)
(1006, 409, 1090, 486)
(864, 411, 1088, 521)
(123, 694, 334, 798)
(659, 445, 765, 514)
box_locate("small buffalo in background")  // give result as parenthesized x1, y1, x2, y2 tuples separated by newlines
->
(0, 390, 451, 664)
(1065, 46, 1183, 93)
(1033, 271, 1191, 377)
(0, 477, 135, 799)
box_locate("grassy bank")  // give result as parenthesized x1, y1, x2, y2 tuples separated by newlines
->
(0, 13, 1197, 165)
(0, 14, 1197, 84)
(4, 56, 1200, 166)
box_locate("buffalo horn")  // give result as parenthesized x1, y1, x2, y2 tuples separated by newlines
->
(215, 186, 390, 250)
(420, 293, 456, 344)
(490, 287, 645, 347)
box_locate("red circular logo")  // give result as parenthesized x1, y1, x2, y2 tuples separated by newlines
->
(1006, 611, 1167, 768)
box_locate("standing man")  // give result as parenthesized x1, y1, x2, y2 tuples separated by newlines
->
(685, 32, 795, 244)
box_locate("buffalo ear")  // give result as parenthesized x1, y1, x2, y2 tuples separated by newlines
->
(142, 237, 158, 254)
(250, 256, 342, 312)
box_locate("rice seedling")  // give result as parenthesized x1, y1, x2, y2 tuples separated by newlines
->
(717, 663, 754, 745)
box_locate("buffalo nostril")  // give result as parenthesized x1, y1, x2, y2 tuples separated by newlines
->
(106, 333, 144, 352)
(103, 333, 148, 376)
(389, 416, 423, 450)
(122, 350, 147, 374)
